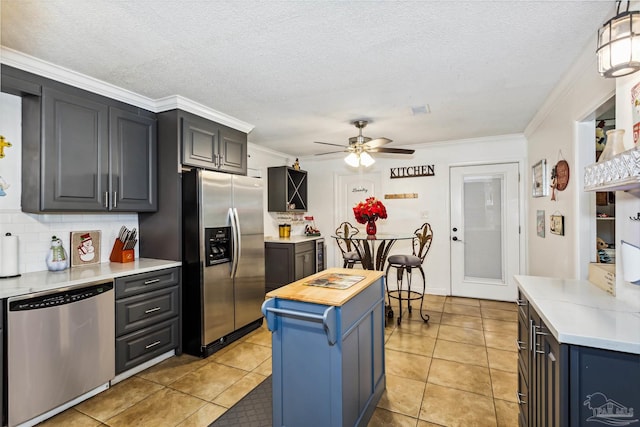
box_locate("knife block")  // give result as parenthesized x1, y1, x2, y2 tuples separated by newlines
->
(109, 239, 134, 263)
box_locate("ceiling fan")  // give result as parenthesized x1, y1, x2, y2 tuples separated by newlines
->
(314, 120, 415, 167)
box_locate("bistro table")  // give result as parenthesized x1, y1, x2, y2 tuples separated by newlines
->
(331, 233, 415, 271)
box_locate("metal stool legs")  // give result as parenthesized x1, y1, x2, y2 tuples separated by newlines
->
(385, 263, 429, 325)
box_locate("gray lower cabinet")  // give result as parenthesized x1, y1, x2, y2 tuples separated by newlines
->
(3, 65, 157, 213)
(182, 111, 247, 175)
(115, 267, 181, 374)
(517, 291, 640, 427)
(265, 241, 316, 292)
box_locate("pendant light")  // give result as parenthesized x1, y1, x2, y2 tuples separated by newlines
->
(344, 151, 376, 167)
(597, 0, 640, 78)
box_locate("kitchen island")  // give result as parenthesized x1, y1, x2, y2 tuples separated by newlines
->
(515, 275, 640, 427)
(262, 267, 385, 427)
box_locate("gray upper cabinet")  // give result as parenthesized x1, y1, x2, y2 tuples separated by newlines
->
(267, 166, 308, 212)
(110, 107, 157, 211)
(15, 68, 158, 213)
(182, 112, 247, 175)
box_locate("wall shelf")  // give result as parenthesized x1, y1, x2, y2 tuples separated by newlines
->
(584, 146, 640, 195)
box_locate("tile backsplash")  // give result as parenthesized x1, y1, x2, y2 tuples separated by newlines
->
(0, 209, 138, 275)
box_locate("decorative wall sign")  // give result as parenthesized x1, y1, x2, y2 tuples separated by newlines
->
(550, 214, 564, 236)
(632, 81, 640, 144)
(532, 159, 549, 198)
(384, 193, 418, 199)
(537, 210, 545, 237)
(390, 165, 435, 179)
(70, 230, 101, 267)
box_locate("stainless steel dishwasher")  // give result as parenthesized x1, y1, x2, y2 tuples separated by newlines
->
(7, 280, 115, 427)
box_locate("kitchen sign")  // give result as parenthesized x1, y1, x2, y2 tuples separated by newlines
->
(390, 165, 435, 179)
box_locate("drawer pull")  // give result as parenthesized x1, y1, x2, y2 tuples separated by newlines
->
(145, 340, 161, 349)
(515, 339, 527, 351)
(516, 299, 527, 307)
(516, 391, 527, 405)
(145, 307, 161, 314)
(144, 278, 161, 285)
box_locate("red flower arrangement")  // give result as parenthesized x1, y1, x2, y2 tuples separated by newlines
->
(353, 197, 388, 224)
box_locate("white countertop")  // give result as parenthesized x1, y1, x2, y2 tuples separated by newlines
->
(0, 258, 181, 299)
(264, 235, 324, 244)
(515, 275, 640, 354)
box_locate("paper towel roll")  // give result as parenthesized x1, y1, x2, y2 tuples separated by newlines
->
(0, 233, 19, 278)
(621, 240, 640, 285)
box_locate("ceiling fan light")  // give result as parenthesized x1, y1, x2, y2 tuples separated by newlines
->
(360, 151, 375, 167)
(344, 152, 360, 167)
(597, 4, 640, 78)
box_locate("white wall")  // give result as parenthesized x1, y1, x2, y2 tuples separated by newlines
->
(524, 37, 615, 279)
(0, 92, 138, 274)
(302, 135, 526, 295)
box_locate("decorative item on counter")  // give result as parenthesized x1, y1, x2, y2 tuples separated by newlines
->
(353, 196, 387, 236)
(278, 224, 291, 239)
(46, 235, 68, 271)
(596, 237, 611, 263)
(110, 226, 136, 263)
(71, 230, 101, 267)
(0, 232, 20, 278)
(621, 240, 640, 285)
(304, 216, 321, 236)
(598, 129, 627, 162)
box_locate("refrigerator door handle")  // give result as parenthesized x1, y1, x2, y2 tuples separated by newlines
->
(228, 208, 237, 278)
(231, 208, 241, 278)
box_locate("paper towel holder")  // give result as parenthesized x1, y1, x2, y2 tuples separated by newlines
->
(0, 232, 21, 279)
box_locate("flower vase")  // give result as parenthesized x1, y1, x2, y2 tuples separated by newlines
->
(366, 219, 377, 236)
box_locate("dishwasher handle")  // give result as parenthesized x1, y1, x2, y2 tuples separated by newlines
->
(261, 298, 337, 346)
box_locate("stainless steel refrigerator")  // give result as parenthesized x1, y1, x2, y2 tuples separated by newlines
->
(182, 169, 265, 357)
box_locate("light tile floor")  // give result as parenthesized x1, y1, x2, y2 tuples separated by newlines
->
(40, 295, 518, 427)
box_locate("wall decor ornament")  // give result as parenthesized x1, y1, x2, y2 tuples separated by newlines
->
(550, 214, 565, 236)
(532, 159, 549, 198)
(537, 210, 545, 237)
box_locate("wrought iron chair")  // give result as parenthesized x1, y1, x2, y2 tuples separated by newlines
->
(385, 222, 433, 325)
(334, 221, 363, 269)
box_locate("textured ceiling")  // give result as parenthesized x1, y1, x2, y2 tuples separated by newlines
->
(0, 1, 614, 157)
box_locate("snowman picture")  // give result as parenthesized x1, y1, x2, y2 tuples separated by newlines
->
(77, 233, 96, 262)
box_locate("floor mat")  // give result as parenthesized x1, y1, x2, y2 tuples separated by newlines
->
(209, 375, 272, 427)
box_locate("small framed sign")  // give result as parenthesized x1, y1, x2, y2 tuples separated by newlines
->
(550, 215, 564, 236)
(70, 230, 101, 267)
(532, 159, 549, 198)
(537, 210, 545, 238)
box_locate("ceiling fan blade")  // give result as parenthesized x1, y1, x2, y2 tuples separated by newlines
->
(314, 141, 347, 148)
(363, 137, 392, 149)
(368, 147, 415, 155)
(314, 150, 347, 156)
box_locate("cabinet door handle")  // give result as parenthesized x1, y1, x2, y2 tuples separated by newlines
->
(548, 351, 556, 362)
(515, 339, 527, 351)
(144, 278, 161, 285)
(145, 307, 161, 314)
(113, 191, 117, 209)
(516, 391, 527, 405)
(104, 192, 109, 209)
(516, 299, 527, 307)
(145, 340, 161, 349)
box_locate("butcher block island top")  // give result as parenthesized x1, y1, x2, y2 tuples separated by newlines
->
(265, 267, 384, 307)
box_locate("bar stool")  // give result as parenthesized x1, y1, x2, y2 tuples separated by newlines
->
(335, 221, 362, 268)
(385, 223, 433, 325)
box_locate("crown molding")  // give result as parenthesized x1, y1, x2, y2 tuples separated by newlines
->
(0, 47, 254, 133)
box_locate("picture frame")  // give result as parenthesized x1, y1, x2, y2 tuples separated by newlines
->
(550, 215, 564, 236)
(70, 230, 101, 267)
(537, 210, 545, 237)
(532, 159, 549, 198)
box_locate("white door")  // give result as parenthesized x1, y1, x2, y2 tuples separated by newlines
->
(450, 163, 520, 301)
